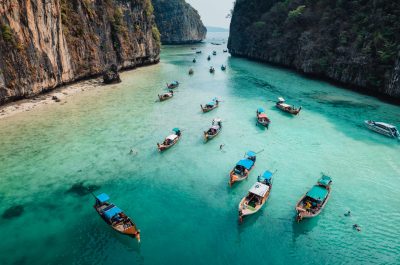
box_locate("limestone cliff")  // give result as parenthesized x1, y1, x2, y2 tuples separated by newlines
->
(0, 0, 160, 104)
(152, 0, 206, 44)
(228, 0, 400, 99)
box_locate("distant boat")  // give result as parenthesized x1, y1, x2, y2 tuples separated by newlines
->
(276, 97, 302, 115)
(213, 51, 217, 55)
(223, 49, 228, 53)
(157, 128, 181, 152)
(94, 193, 141, 242)
(209, 66, 215, 73)
(256, 107, 270, 128)
(201, 98, 219, 113)
(295, 175, 332, 222)
(158, 90, 174, 102)
(211, 42, 222, 46)
(167, 81, 179, 89)
(196, 51, 202, 54)
(364, 120, 399, 138)
(221, 65, 226, 71)
(229, 151, 257, 187)
(238, 170, 275, 223)
(189, 68, 194, 75)
(207, 55, 211, 61)
(193, 58, 196, 63)
(204, 118, 222, 142)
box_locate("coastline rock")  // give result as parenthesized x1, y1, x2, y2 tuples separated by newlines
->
(0, 0, 161, 105)
(103, 64, 121, 84)
(228, 0, 400, 99)
(153, 0, 206, 44)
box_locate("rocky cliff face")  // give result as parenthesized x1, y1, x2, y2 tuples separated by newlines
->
(152, 0, 206, 44)
(228, 0, 400, 99)
(0, 0, 160, 104)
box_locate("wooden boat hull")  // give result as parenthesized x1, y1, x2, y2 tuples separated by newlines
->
(276, 104, 301, 115)
(295, 189, 331, 222)
(229, 165, 254, 187)
(201, 104, 218, 113)
(157, 136, 180, 152)
(204, 129, 221, 142)
(159, 94, 173, 102)
(238, 189, 271, 222)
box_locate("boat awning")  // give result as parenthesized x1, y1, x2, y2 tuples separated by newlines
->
(257, 108, 265, 113)
(279, 103, 291, 108)
(104, 206, 122, 220)
(306, 186, 328, 202)
(207, 102, 215, 106)
(249, 182, 269, 197)
(258, 113, 268, 119)
(247, 151, 256, 157)
(211, 125, 219, 130)
(261, 171, 273, 180)
(237, 159, 254, 170)
(172, 128, 180, 133)
(278, 97, 285, 102)
(318, 175, 332, 186)
(166, 134, 178, 141)
(96, 193, 110, 203)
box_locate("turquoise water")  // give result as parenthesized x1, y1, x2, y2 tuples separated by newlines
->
(1, 34, 400, 265)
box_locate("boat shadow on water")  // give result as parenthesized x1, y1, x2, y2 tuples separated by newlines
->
(291, 215, 320, 242)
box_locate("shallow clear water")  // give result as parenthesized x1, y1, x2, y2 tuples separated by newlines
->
(1, 33, 400, 265)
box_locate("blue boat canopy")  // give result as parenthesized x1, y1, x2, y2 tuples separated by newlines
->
(207, 102, 215, 106)
(236, 159, 254, 170)
(261, 170, 273, 180)
(212, 97, 218, 101)
(104, 206, 122, 220)
(96, 193, 110, 203)
(172, 128, 180, 133)
(247, 151, 256, 157)
(318, 175, 332, 186)
(306, 186, 328, 202)
(257, 108, 265, 113)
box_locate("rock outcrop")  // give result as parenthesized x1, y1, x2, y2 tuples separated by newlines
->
(0, 0, 161, 105)
(228, 0, 400, 99)
(152, 0, 206, 44)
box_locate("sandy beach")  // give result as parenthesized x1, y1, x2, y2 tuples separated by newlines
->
(0, 78, 103, 120)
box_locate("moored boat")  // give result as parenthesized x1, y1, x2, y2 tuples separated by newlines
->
(276, 97, 302, 115)
(157, 128, 182, 152)
(196, 51, 202, 54)
(229, 151, 257, 187)
(193, 58, 196, 63)
(295, 175, 332, 222)
(209, 66, 215, 73)
(204, 118, 222, 142)
(207, 55, 211, 61)
(167, 81, 179, 89)
(223, 49, 228, 53)
(256, 107, 271, 128)
(189, 68, 194, 75)
(158, 90, 174, 102)
(201, 98, 219, 113)
(221, 65, 226, 71)
(213, 51, 217, 55)
(94, 193, 141, 242)
(238, 170, 274, 223)
(364, 120, 399, 138)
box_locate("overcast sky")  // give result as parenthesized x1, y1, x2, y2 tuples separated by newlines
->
(186, 0, 234, 28)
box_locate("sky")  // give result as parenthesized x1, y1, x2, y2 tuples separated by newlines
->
(186, 0, 234, 28)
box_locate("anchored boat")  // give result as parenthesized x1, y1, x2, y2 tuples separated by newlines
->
(276, 97, 302, 115)
(213, 51, 217, 55)
(209, 66, 215, 73)
(158, 90, 174, 102)
(189, 68, 194, 75)
(207, 55, 211, 61)
(204, 118, 222, 142)
(201, 98, 219, 113)
(256, 107, 271, 128)
(167, 81, 179, 89)
(157, 128, 181, 151)
(193, 58, 196, 63)
(238, 170, 275, 223)
(94, 193, 141, 242)
(295, 175, 332, 222)
(221, 65, 226, 71)
(229, 151, 257, 187)
(364, 120, 399, 138)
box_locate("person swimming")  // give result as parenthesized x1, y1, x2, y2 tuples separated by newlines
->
(353, 224, 361, 232)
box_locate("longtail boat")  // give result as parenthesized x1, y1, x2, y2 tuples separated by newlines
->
(157, 128, 181, 151)
(221, 65, 226, 71)
(94, 193, 140, 242)
(295, 175, 332, 222)
(213, 51, 217, 55)
(196, 51, 202, 54)
(201, 98, 219, 113)
(256, 107, 271, 128)
(167, 81, 179, 89)
(193, 58, 196, 63)
(189, 68, 194, 75)
(276, 97, 302, 115)
(207, 55, 211, 61)
(209, 67, 215, 73)
(204, 118, 222, 142)
(364, 120, 399, 138)
(238, 170, 275, 223)
(223, 49, 228, 53)
(158, 90, 174, 102)
(229, 151, 256, 187)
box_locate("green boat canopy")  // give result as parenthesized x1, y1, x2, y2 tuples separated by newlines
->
(318, 175, 332, 186)
(306, 185, 328, 202)
(172, 128, 180, 133)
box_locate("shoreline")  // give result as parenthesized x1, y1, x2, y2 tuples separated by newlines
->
(0, 78, 103, 120)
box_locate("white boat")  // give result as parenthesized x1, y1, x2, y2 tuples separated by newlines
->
(364, 120, 399, 138)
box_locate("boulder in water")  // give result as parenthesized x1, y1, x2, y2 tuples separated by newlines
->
(103, 64, 121, 84)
